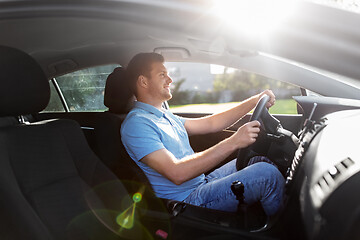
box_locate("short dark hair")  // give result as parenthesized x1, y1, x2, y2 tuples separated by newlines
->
(126, 52, 164, 95)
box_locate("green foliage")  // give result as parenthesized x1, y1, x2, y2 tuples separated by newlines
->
(170, 69, 299, 107)
(170, 77, 222, 105)
(191, 91, 220, 104)
(213, 69, 297, 101)
(269, 99, 298, 114)
(54, 64, 118, 111)
(168, 78, 190, 105)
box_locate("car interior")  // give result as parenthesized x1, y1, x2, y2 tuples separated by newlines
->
(1, 1, 360, 240)
(0, 44, 297, 239)
(1, 44, 360, 240)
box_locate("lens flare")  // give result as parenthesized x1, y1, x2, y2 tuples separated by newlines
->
(116, 203, 136, 229)
(132, 192, 142, 203)
(83, 180, 169, 239)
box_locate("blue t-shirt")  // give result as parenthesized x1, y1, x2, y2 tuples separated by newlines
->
(121, 101, 205, 201)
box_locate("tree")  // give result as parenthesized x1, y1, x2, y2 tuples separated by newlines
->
(168, 78, 191, 105)
(55, 64, 118, 111)
(213, 69, 298, 101)
(213, 69, 258, 101)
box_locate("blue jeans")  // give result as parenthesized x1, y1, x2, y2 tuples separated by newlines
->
(183, 158, 285, 216)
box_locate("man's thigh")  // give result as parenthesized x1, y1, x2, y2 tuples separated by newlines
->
(185, 162, 274, 211)
(185, 160, 284, 215)
(205, 159, 237, 182)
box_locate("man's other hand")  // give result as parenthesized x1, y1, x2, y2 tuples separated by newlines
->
(231, 120, 261, 149)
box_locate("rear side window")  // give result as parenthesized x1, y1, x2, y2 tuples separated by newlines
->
(44, 64, 119, 112)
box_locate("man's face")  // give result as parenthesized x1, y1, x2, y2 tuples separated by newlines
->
(146, 61, 173, 102)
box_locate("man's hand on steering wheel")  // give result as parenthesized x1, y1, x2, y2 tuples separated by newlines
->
(236, 90, 281, 171)
(256, 90, 276, 109)
(230, 120, 261, 149)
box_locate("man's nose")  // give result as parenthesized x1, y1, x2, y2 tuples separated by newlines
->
(167, 75, 173, 83)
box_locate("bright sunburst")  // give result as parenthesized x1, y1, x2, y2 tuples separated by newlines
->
(212, 0, 299, 36)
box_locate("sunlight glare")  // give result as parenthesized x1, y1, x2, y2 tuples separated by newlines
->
(212, 0, 299, 36)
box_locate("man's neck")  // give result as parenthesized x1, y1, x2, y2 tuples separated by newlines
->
(136, 96, 163, 110)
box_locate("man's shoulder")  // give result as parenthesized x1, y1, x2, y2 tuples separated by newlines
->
(124, 108, 153, 123)
(121, 108, 155, 132)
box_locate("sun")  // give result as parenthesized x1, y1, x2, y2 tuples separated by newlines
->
(212, 0, 299, 36)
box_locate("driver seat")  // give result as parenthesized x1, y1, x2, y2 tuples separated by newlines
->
(94, 67, 153, 190)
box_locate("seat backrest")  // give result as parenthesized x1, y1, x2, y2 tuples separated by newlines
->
(0, 46, 150, 239)
(95, 67, 151, 188)
(103, 67, 134, 114)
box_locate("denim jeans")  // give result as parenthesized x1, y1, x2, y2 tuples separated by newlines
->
(183, 158, 285, 216)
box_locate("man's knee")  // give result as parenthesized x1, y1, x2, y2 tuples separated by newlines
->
(254, 162, 283, 178)
(251, 162, 285, 196)
(254, 162, 285, 215)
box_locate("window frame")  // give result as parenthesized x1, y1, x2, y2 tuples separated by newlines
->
(50, 77, 70, 112)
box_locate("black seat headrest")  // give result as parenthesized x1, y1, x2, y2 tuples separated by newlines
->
(0, 46, 50, 117)
(104, 67, 135, 114)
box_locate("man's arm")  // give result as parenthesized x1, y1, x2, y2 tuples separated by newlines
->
(184, 90, 275, 136)
(141, 120, 261, 185)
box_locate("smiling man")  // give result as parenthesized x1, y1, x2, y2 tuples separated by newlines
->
(121, 52, 285, 216)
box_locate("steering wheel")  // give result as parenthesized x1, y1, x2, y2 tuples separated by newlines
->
(236, 95, 281, 171)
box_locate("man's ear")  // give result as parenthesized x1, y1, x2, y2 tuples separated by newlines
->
(138, 75, 148, 88)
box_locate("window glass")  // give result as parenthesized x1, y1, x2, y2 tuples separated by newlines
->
(43, 82, 65, 112)
(165, 62, 300, 114)
(53, 64, 119, 112)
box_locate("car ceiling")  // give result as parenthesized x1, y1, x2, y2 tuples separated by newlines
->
(0, 0, 360, 99)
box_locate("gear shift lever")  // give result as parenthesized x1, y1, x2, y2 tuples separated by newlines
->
(231, 181, 250, 228)
(231, 181, 244, 203)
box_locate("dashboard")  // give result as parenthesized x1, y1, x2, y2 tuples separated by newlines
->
(289, 97, 360, 240)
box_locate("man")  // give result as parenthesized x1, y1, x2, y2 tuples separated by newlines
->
(121, 53, 284, 216)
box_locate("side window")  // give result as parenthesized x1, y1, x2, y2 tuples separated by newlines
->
(165, 62, 300, 114)
(43, 82, 66, 112)
(44, 64, 119, 112)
